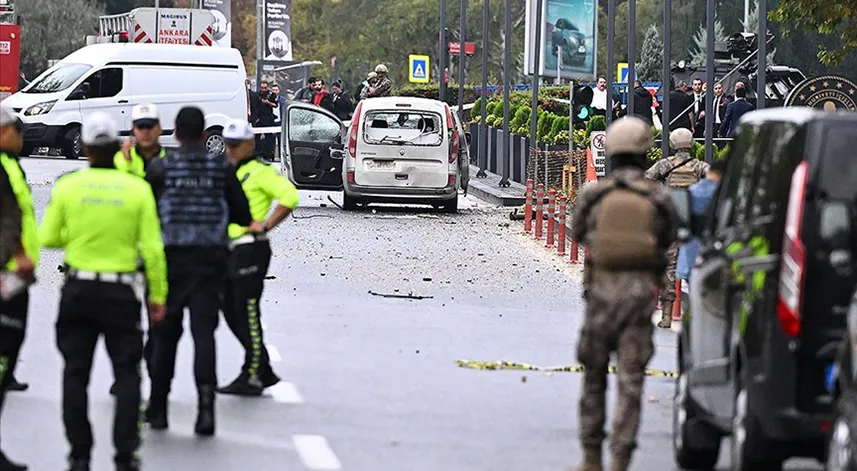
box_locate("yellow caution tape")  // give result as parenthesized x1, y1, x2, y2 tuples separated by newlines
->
(455, 360, 678, 378)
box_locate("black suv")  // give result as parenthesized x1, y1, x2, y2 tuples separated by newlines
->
(671, 108, 857, 470)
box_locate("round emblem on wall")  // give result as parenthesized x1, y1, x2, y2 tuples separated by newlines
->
(783, 75, 857, 111)
(399, 148, 405, 156)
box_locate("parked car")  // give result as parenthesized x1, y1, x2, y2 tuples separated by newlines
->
(550, 18, 587, 66)
(672, 107, 857, 471)
(4, 43, 247, 159)
(340, 96, 469, 212)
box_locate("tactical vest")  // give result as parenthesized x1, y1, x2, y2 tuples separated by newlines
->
(158, 148, 230, 248)
(665, 153, 703, 188)
(1, 152, 40, 271)
(587, 177, 663, 270)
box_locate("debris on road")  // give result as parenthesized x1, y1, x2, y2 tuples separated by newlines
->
(326, 195, 344, 209)
(368, 290, 434, 300)
(455, 360, 677, 378)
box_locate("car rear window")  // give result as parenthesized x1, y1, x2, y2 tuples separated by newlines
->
(363, 110, 444, 147)
(818, 123, 857, 201)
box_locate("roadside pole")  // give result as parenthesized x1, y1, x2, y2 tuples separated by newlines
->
(477, 0, 489, 178)
(662, 0, 671, 163)
(704, 0, 715, 163)
(458, 0, 466, 115)
(499, 0, 512, 187)
(529, 0, 544, 177)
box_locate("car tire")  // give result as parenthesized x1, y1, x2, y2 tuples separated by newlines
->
(673, 340, 720, 470)
(442, 197, 458, 213)
(205, 127, 225, 155)
(828, 390, 857, 471)
(61, 125, 83, 160)
(730, 373, 784, 471)
(342, 192, 358, 211)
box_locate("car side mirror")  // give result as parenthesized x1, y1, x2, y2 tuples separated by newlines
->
(820, 200, 853, 271)
(669, 187, 692, 242)
(465, 132, 472, 145)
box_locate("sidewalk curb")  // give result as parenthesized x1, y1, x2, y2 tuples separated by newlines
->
(467, 165, 527, 207)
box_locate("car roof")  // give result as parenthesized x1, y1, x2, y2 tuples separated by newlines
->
(740, 106, 857, 126)
(360, 96, 449, 113)
(59, 43, 244, 68)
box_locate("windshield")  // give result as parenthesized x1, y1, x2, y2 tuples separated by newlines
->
(24, 63, 93, 94)
(363, 110, 443, 147)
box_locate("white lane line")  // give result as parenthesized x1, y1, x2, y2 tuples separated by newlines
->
(293, 435, 342, 470)
(266, 381, 304, 404)
(266, 344, 282, 362)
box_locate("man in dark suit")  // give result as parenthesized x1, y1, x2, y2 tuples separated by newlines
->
(697, 82, 730, 137)
(720, 86, 755, 138)
(668, 77, 694, 132)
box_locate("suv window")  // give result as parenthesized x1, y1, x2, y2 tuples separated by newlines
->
(818, 123, 857, 201)
(82, 68, 123, 99)
(713, 121, 766, 232)
(288, 107, 341, 143)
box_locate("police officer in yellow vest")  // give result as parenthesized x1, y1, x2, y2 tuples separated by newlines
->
(115, 103, 167, 177)
(0, 103, 38, 471)
(40, 112, 168, 471)
(110, 103, 166, 395)
(217, 119, 299, 396)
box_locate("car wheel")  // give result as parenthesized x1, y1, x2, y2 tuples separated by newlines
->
(342, 191, 358, 211)
(205, 128, 225, 155)
(731, 377, 784, 471)
(673, 371, 720, 470)
(442, 197, 458, 213)
(828, 390, 857, 471)
(61, 125, 83, 160)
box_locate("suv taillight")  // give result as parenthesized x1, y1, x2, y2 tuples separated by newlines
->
(445, 105, 459, 164)
(776, 160, 808, 337)
(348, 102, 363, 158)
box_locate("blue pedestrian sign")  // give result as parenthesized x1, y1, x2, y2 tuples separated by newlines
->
(616, 62, 637, 83)
(409, 55, 430, 84)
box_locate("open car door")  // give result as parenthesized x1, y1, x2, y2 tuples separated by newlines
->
(281, 103, 346, 191)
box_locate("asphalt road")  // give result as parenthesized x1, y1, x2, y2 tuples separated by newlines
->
(3, 156, 822, 471)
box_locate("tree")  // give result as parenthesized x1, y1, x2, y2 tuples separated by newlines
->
(741, 1, 776, 63)
(18, 0, 105, 77)
(637, 24, 662, 81)
(689, 19, 727, 66)
(771, 0, 857, 65)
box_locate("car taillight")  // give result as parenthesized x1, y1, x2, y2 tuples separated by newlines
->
(776, 160, 808, 337)
(348, 102, 363, 158)
(346, 171, 355, 183)
(444, 105, 459, 164)
(448, 174, 457, 186)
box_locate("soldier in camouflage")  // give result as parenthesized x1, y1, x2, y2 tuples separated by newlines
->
(363, 64, 393, 98)
(571, 117, 678, 471)
(644, 128, 708, 328)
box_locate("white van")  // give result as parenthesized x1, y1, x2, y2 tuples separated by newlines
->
(4, 43, 247, 159)
(342, 97, 469, 212)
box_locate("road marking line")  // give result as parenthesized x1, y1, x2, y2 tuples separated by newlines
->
(266, 344, 282, 362)
(293, 435, 341, 470)
(266, 381, 303, 403)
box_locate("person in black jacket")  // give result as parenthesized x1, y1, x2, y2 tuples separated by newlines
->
(331, 82, 354, 120)
(720, 85, 755, 138)
(668, 76, 694, 132)
(144, 107, 256, 437)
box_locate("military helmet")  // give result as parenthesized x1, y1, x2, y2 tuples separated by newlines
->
(367, 71, 378, 79)
(669, 128, 694, 150)
(605, 116, 654, 159)
(374, 64, 388, 74)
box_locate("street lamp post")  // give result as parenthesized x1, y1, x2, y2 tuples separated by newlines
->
(627, 0, 636, 114)
(606, 0, 615, 126)
(440, 0, 448, 102)
(458, 0, 466, 115)
(661, 0, 671, 164)
(499, 0, 512, 187)
(757, 0, 767, 109)
(704, 0, 715, 162)
(477, 0, 489, 178)
(530, 0, 543, 158)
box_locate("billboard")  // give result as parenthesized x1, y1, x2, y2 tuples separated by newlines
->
(201, 0, 231, 47)
(524, 0, 597, 81)
(264, 0, 293, 61)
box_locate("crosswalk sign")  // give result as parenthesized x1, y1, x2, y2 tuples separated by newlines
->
(616, 62, 636, 83)
(409, 55, 430, 83)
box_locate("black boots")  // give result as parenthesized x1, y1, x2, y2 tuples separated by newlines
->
(144, 387, 169, 430)
(0, 451, 27, 471)
(216, 369, 280, 397)
(7, 377, 27, 392)
(65, 458, 89, 471)
(194, 385, 216, 437)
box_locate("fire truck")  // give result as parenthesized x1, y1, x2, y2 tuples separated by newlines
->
(88, 7, 217, 46)
(0, 0, 22, 102)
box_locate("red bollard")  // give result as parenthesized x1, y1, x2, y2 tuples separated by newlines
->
(545, 189, 556, 248)
(557, 195, 567, 256)
(523, 179, 534, 234)
(570, 238, 580, 264)
(534, 183, 545, 240)
(673, 280, 683, 321)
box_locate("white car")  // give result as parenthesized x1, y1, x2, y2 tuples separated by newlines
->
(279, 96, 470, 212)
(4, 43, 247, 159)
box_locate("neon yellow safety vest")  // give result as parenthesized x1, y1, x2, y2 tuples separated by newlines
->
(114, 147, 166, 177)
(228, 158, 300, 239)
(1, 152, 39, 271)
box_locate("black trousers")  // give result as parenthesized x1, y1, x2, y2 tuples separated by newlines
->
(254, 116, 275, 161)
(0, 290, 28, 450)
(223, 240, 273, 380)
(149, 257, 225, 393)
(56, 280, 142, 462)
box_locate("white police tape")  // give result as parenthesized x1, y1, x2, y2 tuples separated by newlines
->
(252, 126, 282, 134)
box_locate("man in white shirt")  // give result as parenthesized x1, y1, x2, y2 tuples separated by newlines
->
(592, 75, 608, 116)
